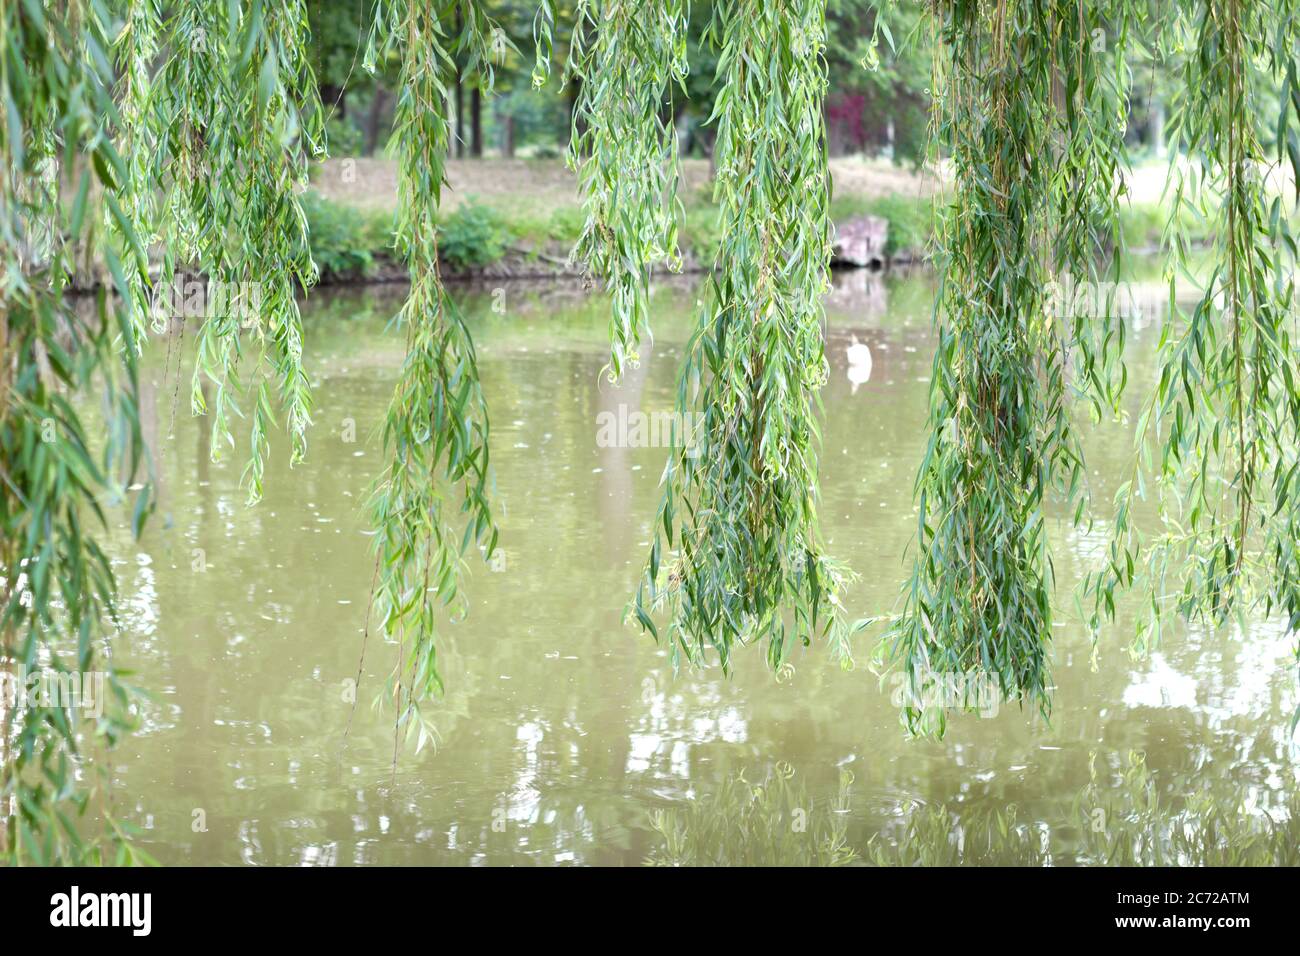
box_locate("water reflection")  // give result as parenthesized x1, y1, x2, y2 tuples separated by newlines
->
(100, 268, 1300, 865)
(864, 752, 1300, 866)
(646, 763, 858, 866)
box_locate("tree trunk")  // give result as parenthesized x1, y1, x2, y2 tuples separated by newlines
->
(454, 77, 465, 158)
(321, 86, 345, 119)
(567, 77, 583, 150)
(500, 113, 515, 158)
(363, 87, 390, 156)
(471, 85, 483, 157)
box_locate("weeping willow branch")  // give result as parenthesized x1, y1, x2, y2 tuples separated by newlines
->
(567, 0, 689, 380)
(119, 0, 325, 503)
(531, 0, 556, 87)
(1053, 0, 1134, 420)
(110, 0, 163, 354)
(363, 1, 500, 752)
(879, 0, 1132, 736)
(634, 0, 850, 673)
(1086, 0, 1300, 656)
(1, 0, 152, 864)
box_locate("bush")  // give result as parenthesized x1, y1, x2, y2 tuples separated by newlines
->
(439, 200, 512, 269)
(868, 194, 931, 258)
(682, 206, 722, 264)
(302, 191, 376, 281)
(546, 205, 587, 244)
(324, 114, 365, 157)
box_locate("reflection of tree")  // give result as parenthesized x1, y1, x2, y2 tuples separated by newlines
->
(138, 370, 163, 508)
(867, 752, 1300, 866)
(645, 764, 858, 866)
(595, 339, 653, 563)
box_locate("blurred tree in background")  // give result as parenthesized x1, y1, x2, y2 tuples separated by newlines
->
(303, 0, 1205, 167)
(306, 0, 946, 163)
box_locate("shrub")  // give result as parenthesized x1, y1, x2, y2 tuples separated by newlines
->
(439, 200, 512, 269)
(869, 194, 931, 258)
(546, 205, 587, 244)
(302, 191, 376, 281)
(682, 206, 722, 264)
(324, 114, 365, 157)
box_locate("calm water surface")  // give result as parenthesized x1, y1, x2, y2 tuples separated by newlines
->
(105, 270, 1300, 864)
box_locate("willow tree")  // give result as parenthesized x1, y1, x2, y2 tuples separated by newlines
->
(555, 0, 849, 664)
(629, 0, 852, 671)
(879, 0, 1300, 735)
(115, 0, 325, 503)
(874, 0, 1134, 735)
(1, 0, 152, 864)
(1086, 0, 1300, 656)
(359, 1, 503, 757)
(564, 0, 689, 380)
(2, 0, 326, 861)
(8, 0, 1300, 866)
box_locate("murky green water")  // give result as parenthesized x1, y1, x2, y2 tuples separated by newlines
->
(105, 269, 1299, 865)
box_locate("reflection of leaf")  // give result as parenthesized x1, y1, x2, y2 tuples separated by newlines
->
(644, 765, 858, 867)
(867, 752, 1300, 866)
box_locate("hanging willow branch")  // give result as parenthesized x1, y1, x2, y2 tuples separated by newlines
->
(1086, 0, 1300, 653)
(634, 0, 851, 672)
(566, 0, 689, 380)
(1052, 0, 1134, 421)
(878, 0, 1133, 736)
(532, 0, 556, 87)
(362, 1, 500, 751)
(1, 0, 152, 863)
(110, 0, 163, 354)
(119, 0, 325, 502)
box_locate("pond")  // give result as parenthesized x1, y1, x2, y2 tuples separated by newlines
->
(104, 268, 1300, 865)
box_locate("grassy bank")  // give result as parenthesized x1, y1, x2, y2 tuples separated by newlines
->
(303, 156, 1223, 283)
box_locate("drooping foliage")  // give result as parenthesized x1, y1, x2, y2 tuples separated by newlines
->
(633, 0, 852, 672)
(878, 0, 1134, 735)
(564, 0, 689, 380)
(1, 0, 152, 863)
(7, 0, 1300, 865)
(360, 1, 502, 753)
(116, 0, 326, 502)
(1086, 0, 1300, 657)
(111, 0, 162, 353)
(3, 0, 329, 863)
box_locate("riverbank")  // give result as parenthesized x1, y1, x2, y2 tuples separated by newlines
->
(303, 155, 1228, 283)
(304, 156, 938, 282)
